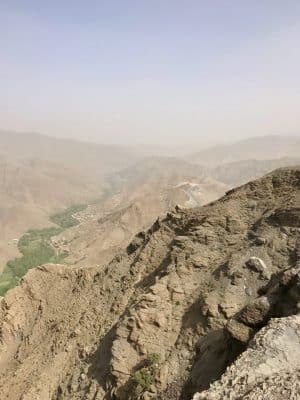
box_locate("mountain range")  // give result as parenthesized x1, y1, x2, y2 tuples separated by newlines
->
(0, 166, 299, 399)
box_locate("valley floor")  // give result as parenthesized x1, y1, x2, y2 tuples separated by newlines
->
(0, 204, 87, 296)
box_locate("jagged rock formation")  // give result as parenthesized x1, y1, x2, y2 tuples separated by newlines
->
(0, 167, 299, 400)
(192, 258, 300, 399)
(193, 315, 300, 400)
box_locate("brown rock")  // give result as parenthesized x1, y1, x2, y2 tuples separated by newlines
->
(226, 319, 253, 343)
(239, 296, 271, 326)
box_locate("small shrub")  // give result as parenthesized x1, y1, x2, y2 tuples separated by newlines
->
(132, 353, 161, 395)
(133, 369, 154, 392)
(147, 353, 160, 366)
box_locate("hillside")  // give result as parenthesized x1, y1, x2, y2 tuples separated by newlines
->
(0, 131, 143, 178)
(1, 132, 299, 275)
(211, 156, 300, 186)
(50, 157, 227, 268)
(0, 131, 146, 271)
(189, 136, 300, 166)
(0, 167, 299, 399)
(0, 157, 102, 271)
(0, 153, 227, 294)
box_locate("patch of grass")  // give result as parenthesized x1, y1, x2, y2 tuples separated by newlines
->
(0, 268, 18, 295)
(0, 226, 68, 296)
(50, 204, 87, 229)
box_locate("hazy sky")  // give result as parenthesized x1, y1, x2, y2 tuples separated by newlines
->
(1, 1, 300, 146)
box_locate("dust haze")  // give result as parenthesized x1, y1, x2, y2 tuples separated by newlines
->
(0, 2, 300, 400)
(1, 2, 300, 148)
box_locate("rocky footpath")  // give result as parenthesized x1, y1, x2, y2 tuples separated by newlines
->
(0, 167, 299, 400)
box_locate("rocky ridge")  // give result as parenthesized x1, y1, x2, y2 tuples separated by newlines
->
(0, 167, 299, 399)
(193, 315, 300, 400)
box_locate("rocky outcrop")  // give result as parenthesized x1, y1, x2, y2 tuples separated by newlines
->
(0, 167, 299, 400)
(193, 315, 300, 400)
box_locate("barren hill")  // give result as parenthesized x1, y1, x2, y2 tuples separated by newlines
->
(1, 132, 299, 275)
(0, 167, 299, 399)
(211, 156, 300, 186)
(0, 131, 146, 270)
(0, 157, 102, 270)
(189, 136, 300, 166)
(0, 131, 143, 178)
(52, 157, 227, 268)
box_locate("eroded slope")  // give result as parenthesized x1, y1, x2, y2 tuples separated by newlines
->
(0, 167, 299, 400)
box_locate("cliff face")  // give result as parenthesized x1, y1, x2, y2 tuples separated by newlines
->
(0, 167, 299, 400)
(193, 314, 300, 400)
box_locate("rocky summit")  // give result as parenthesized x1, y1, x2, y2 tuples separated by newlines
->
(0, 167, 299, 400)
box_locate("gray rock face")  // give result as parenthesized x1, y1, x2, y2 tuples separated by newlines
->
(193, 315, 300, 400)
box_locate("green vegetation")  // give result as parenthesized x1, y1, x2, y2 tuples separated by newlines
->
(0, 226, 69, 296)
(134, 369, 155, 392)
(147, 353, 160, 365)
(133, 353, 160, 395)
(0, 187, 119, 297)
(0, 202, 90, 296)
(50, 204, 87, 229)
